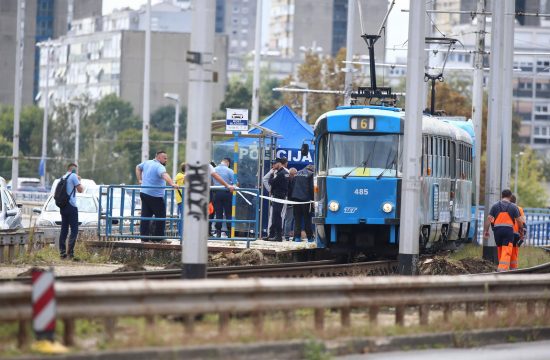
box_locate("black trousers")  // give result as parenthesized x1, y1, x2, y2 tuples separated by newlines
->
(293, 203, 313, 239)
(269, 200, 284, 238)
(140, 192, 166, 240)
(214, 190, 232, 233)
(59, 203, 79, 257)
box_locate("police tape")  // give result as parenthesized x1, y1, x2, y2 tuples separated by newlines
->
(209, 186, 313, 205)
(238, 190, 314, 205)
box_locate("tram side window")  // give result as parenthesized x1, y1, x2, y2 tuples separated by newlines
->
(445, 139, 449, 178)
(434, 138, 439, 178)
(450, 141, 456, 179)
(421, 136, 426, 176)
(426, 136, 433, 176)
(318, 135, 328, 175)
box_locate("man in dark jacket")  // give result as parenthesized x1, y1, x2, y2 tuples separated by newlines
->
(289, 164, 314, 242)
(268, 157, 289, 241)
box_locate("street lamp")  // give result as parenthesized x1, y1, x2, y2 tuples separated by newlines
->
(36, 39, 59, 187)
(514, 151, 524, 197)
(164, 92, 180, 179)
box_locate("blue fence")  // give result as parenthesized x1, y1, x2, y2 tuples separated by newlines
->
(476, 206, 550, 246)
(98, 185, 260, 246)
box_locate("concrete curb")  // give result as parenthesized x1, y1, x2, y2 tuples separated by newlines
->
(9, 326, 550, 360)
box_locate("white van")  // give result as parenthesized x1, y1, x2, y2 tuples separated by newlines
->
(50, 177, 97, 196)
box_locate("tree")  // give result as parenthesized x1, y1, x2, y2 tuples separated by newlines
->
(511, 147, 548, 207)
(151, 105, 187, 138)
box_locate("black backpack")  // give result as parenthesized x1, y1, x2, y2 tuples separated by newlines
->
(54, 174, 75, 208)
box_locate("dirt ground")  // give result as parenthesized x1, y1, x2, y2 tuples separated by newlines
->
(420, 256, 496, 275)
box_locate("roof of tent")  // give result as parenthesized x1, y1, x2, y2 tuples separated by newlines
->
(249, 105, 314, 148)
(220, 105, 314, 149)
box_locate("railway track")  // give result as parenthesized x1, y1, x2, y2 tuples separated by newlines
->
(1, 259, 399, 283)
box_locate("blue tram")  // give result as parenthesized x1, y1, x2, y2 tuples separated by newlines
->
(312, 105, 474, 257)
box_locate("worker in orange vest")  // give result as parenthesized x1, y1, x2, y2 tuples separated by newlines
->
(483, 189, 525, 272)
(510, 194, 526, 270)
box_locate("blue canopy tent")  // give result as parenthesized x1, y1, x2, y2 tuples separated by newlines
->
(213, 105, 315, 237)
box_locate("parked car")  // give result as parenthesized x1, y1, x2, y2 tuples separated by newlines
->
(7, 177, 46, 192)
(85, 186, 141, 224)
(49, 178, 97, 196)
(33, 193, 99, 242)
(0, 183, 23, 230)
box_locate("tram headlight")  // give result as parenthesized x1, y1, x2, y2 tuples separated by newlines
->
(382, 202, 393, 213)
(328, 200, 340, 212)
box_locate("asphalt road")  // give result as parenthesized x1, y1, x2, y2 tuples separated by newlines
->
(337, 340, 550, 360)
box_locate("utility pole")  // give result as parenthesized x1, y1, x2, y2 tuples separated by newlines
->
(141, 0, 151, 162)
(423, 0, 434, 110)
(471, 0, 486, 239)
(182, 0, 215, 279)
(500, 0, 515, 190)
(251, 0, 262, 124)
(74, 105, 80, 164)
(483, 0, 505, 263)
(11, 0, 25, 191)
(37, 41, 55, 188)
(343, 0, 355, 106)
(398, 0, 425, 275)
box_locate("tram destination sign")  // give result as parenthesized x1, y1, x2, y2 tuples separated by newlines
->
(226, 108, 249, 133)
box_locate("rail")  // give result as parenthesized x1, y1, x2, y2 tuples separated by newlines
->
(99, 185, 260, 245)
(1, 260, 398, 284)
(2, 274, 550, 348)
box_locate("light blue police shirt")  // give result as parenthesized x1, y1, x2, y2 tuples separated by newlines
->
(213, 163, 236, 188)
(64, 172, 80, 208)
(138, 159, 167, 197)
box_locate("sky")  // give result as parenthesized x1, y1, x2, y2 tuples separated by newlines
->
(102, 0, 410, 62)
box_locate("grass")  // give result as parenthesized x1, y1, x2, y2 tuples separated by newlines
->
(449, 243, 550, 268)
(13, 241, 111, 266)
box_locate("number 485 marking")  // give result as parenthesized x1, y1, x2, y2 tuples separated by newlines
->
(354, 188, 369, 195)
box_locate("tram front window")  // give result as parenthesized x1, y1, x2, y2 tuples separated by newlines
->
(328, 134, 402, 177)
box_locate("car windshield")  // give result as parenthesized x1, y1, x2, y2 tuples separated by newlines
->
(45, 196, 97, 213)
(328, 134, 402, 177)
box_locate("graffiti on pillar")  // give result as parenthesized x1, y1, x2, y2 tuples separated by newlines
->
(185, 162, 209, 220)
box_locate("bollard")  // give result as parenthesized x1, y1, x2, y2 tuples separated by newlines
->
(32, 269, 56, 342)
(30, 269, 68, 354)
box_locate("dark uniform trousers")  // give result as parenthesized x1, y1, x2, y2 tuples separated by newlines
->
(269, 195, 286, 239)
(214, 190, 232, 235)
(293, 203, 313, 239)
(140, 192, 166, 241)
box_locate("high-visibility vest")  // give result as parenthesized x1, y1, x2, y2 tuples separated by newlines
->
(490, 201, 517, 228)
(513, 206, 525, 235)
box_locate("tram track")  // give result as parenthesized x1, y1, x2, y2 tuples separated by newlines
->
(1, 259, 399, 284)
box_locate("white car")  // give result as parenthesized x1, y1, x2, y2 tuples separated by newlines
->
(85, 186, 141, 225)
(33, 193, 99, 242)
(0, 184, 23, 230)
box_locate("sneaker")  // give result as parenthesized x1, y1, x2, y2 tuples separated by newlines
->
(221, 232, 228, 238)
(307, 238, 315, 243)
(69, 256, 81, 262)
(294, 237, 302, 243)
(60, 254, 67, 260)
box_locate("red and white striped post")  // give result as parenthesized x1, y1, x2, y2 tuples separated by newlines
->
(32, 269, 56, 341)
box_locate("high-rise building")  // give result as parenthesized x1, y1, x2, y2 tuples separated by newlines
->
(37, 4, 228, 115)
(268, 0, 387, 60)
(434, 0, 547, 33)
(0, 0, 102, 105)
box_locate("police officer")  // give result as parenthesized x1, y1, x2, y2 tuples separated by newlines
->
(289, 164, 314, 242)
(268, 157, 289, 241)
(483, 189, 525, 272)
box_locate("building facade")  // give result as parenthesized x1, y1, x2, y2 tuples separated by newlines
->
(0, 0, 102, 105)
(268, 0, 387, 60)
(37, 30, 228, 114)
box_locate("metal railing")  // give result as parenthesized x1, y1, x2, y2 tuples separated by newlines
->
(2, 274, 550, 347)
(476, 206, 550, 246)
(13, 191, 50, 203)
(99, 185, 260, 245)
(0, 229, 46, 263)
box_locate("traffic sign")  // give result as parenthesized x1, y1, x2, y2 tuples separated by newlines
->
(226, 108, 249, 133)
